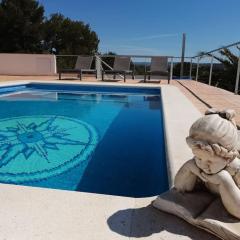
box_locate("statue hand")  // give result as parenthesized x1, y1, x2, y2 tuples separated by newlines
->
(201, 170, 232, 185)
(187, 159, 207, 182)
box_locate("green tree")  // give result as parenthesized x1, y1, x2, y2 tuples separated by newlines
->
(43, 13, 99, 55)
(210, 48, 239, 91)
(43, 13, 99, 70)
(198, 48, 239, 92)
(172, 62, 191, 78)
(0, 1, 99, 57)
(0, 0, 44, 53)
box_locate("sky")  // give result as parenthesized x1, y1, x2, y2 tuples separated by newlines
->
(39, 0, 240, 57)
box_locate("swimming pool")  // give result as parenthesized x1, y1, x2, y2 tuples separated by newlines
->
(0, 83, 168, 197)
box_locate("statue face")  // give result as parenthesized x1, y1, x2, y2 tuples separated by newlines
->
(192, 148, 228, 174)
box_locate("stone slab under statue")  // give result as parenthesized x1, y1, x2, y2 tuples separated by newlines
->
(153, 109, 240, 240)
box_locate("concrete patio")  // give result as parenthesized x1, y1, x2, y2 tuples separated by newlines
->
(0, 76, 238, 240)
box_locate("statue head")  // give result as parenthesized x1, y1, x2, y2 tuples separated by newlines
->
(186, 109, 239, 174)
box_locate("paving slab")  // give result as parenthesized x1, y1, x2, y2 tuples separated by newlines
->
(0, 183, 134, 240)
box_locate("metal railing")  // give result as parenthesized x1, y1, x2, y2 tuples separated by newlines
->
(56, 40, 240, 94)
(56, 54, 194, 83)
(97, 54, 175, 81)
(190, 41, 240, 94)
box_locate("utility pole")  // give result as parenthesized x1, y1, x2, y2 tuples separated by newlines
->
(180, 33, 186, 79)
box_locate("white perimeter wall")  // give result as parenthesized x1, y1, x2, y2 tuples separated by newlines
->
(0, 54, 57, 75)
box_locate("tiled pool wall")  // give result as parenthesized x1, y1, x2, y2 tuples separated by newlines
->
(0, 82, 168, 197)
(0, 82, 162, 96)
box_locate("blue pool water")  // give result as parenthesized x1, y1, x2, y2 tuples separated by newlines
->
(0, 83, 168, 197)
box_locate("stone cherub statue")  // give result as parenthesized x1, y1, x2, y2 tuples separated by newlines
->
(174, 109, 240, 219)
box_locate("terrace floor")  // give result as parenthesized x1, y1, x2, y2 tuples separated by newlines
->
(0, 75, 233, 240)
(0, 74, 239, 124)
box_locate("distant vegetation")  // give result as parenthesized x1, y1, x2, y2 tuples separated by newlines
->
(0, 0, 99, 55)
(196, 48, 239, 92)
(170, 47, 239, 93)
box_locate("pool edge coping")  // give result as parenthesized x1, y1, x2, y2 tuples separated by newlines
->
(160, 85, 202, 186)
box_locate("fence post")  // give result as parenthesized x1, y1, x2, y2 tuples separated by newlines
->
(196, 57, 200, 81)
(170, 57, 174, 81)
(208, 56, 214, 85)
(189, 58, 193, 79)
(234, 56, 240, 94)
(95, 55, 102, 80)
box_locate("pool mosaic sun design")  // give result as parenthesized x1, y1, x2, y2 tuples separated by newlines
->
(0, 116, 99, 183)
(0, 117, 86, 165)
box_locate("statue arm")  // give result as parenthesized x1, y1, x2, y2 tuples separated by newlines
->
(234, 171, 240, 188)
(202, 170, 240, 219)
(174, 159, 205, 192)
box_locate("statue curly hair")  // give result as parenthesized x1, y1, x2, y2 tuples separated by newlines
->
(186, 109, 239, 162)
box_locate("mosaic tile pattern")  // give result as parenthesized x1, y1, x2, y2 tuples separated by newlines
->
(0, 116, 98, 183)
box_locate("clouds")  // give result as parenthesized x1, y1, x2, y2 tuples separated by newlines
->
(128, 33, 179, 41)
(100, 44, 157, 54)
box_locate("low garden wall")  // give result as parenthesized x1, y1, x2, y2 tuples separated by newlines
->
(0, 54, 56, 75)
